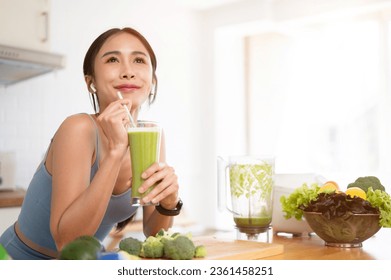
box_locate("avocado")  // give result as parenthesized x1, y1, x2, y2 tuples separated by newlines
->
(76, 235, 103, 251)
(59, 235, 103, 260)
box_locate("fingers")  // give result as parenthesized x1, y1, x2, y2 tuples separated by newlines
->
(98, 100, 135, 131)
(96, 100, 132, 150)
(139, 162, 179, 205)
(140, 162, 167, 181)
(98, 100, 131, 122)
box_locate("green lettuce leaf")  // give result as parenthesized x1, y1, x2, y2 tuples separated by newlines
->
(280, 183, 321, 220)
(366, 187, 391, 227)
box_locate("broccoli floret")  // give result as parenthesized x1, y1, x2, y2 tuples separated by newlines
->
(170, 232, 180, 238)
(348, 176, 385, 193)
(140, 236, 164, 258)
(154, 229, 173, 247)
(155, 228, 167, 238)
(119, 229, 206, 260)
(194, 245, 207, 258)
(119, 237, 142, 256)
(155, 229, 172, 240)
(163, 235, 196, 260)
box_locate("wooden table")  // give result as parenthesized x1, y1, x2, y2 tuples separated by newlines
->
(208, 227, 391, 260)
(108, 224, 391, 259)
(261, 228, 391, 260)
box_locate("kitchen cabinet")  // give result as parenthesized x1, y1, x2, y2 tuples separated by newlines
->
(0, 0, 50, 51)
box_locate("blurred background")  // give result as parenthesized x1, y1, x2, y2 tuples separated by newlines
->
(1, 0, 391, 235)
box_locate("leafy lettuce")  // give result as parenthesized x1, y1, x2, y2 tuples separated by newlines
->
(280, 183, 320, 220)
(366, 187, 391, 227)
(281, 183, 391, 228)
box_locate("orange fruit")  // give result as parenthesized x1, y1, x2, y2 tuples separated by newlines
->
(346, 187, 367, 200)
(325, 181, 339, 189)
(318, 181, 340, 194)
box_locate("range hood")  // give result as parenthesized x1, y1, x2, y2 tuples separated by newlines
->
(0, 44, 65, 86)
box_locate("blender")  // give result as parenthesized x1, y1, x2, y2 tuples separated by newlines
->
(218, 156, 275, 240)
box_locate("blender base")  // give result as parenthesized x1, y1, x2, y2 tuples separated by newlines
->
(236, 225, 272, 242)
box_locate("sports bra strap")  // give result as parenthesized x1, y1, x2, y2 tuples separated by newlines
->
(84, 113, 100, 164)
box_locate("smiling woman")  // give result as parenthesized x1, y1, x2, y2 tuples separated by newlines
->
(0, 27, 181, 260)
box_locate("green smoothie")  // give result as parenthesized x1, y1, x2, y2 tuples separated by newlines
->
(128, 125, 161, 200)
(234, 217, 272, 228)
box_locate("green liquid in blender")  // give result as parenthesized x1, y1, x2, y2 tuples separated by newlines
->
(234, 217, 272, 228)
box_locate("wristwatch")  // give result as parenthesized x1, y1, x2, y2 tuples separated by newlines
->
(155, 199, 183, 216)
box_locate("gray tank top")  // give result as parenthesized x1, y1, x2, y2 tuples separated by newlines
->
(17, 114, 137, 251)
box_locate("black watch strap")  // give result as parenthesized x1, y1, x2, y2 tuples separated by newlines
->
(155, 199, 183, 216)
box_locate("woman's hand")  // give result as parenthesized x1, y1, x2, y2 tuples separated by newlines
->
(138, 162, 179, 208)
(96, 99, 132, 154)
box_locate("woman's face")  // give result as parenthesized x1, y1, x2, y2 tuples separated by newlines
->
(92, 32, 154, 111)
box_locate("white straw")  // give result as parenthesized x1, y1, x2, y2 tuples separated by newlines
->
(117, 92, 136, 128)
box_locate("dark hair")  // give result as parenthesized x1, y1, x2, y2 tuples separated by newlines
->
(83, 27, 158, 112)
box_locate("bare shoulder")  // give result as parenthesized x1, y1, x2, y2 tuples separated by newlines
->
(46, 114, 98, 173)
(56, 113, 96, 137)
(51, 113, 98, 149)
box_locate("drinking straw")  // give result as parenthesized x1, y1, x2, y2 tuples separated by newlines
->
(117, 92, 136, 128)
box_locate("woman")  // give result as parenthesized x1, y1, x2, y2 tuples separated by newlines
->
(0, 27, 181, 259)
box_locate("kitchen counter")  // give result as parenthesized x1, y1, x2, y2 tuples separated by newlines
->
(211, 227, 391, 260)
(263, 228, 391, 260)
(0, 188, 25, 208)
(107, 222, 391, 260)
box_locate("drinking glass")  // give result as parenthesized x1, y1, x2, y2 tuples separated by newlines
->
(128, 121, 162, 206)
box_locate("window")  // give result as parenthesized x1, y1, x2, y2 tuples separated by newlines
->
(215, 12, 391, 189)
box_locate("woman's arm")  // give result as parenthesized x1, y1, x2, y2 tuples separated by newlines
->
(49, 100, 130, 250)
(142, 204, 175, 237)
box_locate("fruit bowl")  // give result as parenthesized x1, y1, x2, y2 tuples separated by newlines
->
(303, 211, 381, 248)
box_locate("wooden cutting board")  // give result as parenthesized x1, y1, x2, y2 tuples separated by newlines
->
(193, 236, 284, 260)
